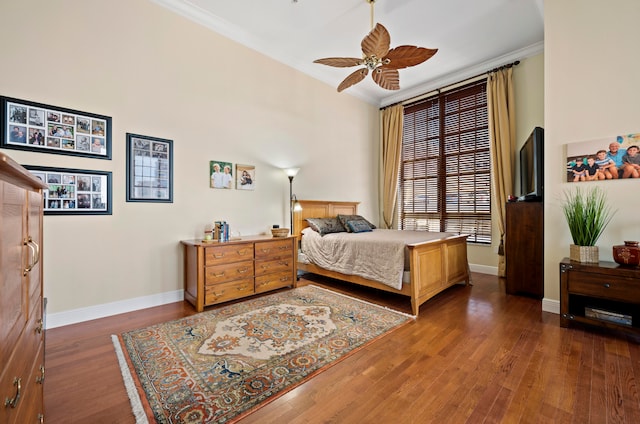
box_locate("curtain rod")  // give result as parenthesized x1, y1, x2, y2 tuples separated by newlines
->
(383, 60, 520, 109)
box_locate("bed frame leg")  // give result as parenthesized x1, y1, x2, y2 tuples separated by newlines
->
(411, 300, 420, 316)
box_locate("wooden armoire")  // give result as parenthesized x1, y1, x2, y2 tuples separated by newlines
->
(1, 152, 47, 423)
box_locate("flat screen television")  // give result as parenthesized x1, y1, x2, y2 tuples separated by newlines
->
(519, 126, 544, 201)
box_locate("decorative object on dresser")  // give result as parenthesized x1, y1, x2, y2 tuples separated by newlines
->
(561, 186, 615, 263)
(271, 227, 289, 237)
(1, 152, 47, 423)
(1, 95, 112, 159)
(125, 133, 173, 203)
(505, 201, 543, 298)
(613, 241, 640, 267)
(24, 165, 112, 215)
(294, 200, 470, 316)
(112, 285, 412, 423)
(560, 258, 640, 336)
(181, 235, 297, 312)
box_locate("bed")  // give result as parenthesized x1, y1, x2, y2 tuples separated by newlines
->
(293, 200, 470, 316)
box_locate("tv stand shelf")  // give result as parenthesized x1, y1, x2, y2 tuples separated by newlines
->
(560, 258, 640, 336)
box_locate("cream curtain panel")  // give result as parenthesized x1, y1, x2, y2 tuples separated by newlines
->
(487, 67, 515, 277)
(380, 104, 404, 229)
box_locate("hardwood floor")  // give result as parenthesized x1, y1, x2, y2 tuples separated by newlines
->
(44, 272, 640, 423)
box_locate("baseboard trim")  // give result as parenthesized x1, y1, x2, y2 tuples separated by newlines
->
(469, 263, 498, 276)
(46, 290, 184, 329)
(542, 298, 560, 315)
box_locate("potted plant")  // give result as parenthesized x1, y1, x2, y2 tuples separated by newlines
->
(561, 186, 615, 262)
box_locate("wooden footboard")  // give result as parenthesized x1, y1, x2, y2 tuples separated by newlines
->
(407, 234, 469, 315)
(294, 200, 470, 316)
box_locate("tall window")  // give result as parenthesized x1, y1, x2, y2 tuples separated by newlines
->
(398, 79, 491, 244)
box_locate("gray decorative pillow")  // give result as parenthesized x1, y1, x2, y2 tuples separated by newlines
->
(305, 217, 345, 236)
(337, 214, 376, 232)
(346, 219, 373, 233)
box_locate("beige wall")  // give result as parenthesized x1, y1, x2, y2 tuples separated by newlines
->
(544, 0, 640, 302)
(0, 0, 378, 317)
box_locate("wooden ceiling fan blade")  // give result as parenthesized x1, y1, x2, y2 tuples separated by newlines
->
(372, 68, 400, 90)
(337, 68, 369, 92)
(361, 23, 391, 59)
(382, 46, 438, 70)
(314, 57, 364, 68)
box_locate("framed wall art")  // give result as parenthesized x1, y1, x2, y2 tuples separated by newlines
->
(566, 132, 640, 182)
(236, 164, 255, 190)
(126, 133, 173, 202)
(1, 96, 112, 159)
(210, 160, 233, 189)
(24, 165, 112, 215)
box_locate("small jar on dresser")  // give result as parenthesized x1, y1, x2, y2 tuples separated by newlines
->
(181, 235, 297, 312)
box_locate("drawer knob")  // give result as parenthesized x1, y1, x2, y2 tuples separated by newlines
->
(213, 252, 225, 259)
(603, 283, 610, 288)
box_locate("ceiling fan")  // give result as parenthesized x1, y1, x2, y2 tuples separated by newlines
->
(313, 0, 438, 92)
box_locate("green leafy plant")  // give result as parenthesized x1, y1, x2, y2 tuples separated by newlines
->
(562, 186, 615, 246)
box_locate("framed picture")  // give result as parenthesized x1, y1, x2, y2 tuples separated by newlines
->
(236, 164, 255, 190)
(1, 96, 112, 159)
(565, 132, 640, 182)
(24, 165, 112, 215)
(210, 160, 233, 189)
(126, 133, 173, 202)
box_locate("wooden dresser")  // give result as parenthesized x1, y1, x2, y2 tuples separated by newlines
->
(1, 153, 47, 424)
(181, 235, 297, 312)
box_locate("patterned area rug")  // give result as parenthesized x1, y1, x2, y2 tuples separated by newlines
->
(113, 285, 413, 424)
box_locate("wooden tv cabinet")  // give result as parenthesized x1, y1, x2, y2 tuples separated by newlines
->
(181, 235, 297, 312)
(505, 201, 543, 298)
(560, 258, 640, 336)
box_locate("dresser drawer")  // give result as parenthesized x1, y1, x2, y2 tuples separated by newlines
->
(255, 257, 293, 276)
(205, 278, 254, 305)
(205, 244, 254, 266)
(568, 272, 640, 303)
(0, 336, 41, 424)
(255, 271, 295, 293)
(205, 259, 253, 284)
(255, 239, 293, 260)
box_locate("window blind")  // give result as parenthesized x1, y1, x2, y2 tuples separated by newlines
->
(399, 79, 491, 244)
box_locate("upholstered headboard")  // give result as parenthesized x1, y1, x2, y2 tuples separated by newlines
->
(293, 200, 359, 239)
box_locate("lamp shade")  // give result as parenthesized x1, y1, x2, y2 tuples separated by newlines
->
(284, 168, 300, 178)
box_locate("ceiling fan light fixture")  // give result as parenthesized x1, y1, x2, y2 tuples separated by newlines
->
(313, 0, 438, 92)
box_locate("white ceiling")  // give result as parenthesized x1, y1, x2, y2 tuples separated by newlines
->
(152, 0, 544, 106)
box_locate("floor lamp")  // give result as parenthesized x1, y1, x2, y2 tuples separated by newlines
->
(284, 168, 302, 235)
